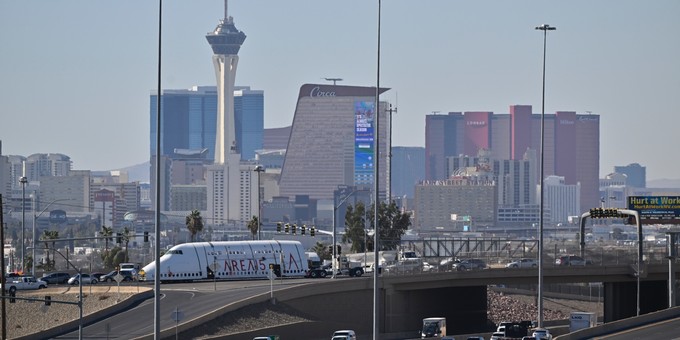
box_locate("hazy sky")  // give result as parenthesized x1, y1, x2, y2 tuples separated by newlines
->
(1, 1, 678, 180)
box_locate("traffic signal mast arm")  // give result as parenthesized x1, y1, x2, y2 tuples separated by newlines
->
(580, 208, 641, 261)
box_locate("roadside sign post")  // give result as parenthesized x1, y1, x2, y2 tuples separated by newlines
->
(114, 273, 124, 302)
(171, 306, 184, 340)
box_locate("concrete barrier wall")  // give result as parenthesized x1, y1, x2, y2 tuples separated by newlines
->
(555, 306, 680, 340)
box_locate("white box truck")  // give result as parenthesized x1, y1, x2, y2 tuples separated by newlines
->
(569, 312, 597, 332)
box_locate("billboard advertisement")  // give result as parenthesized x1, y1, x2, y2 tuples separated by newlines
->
(354, 101, 375, 185)
(627, 196, 680, 224)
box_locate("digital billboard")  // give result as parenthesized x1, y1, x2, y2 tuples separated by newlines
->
(354, 101, 375, 185)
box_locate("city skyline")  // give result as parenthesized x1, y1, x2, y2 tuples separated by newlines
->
(1, 1, 678, 180)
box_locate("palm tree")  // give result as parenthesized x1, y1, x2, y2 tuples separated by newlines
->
(121, 227, 131, 262)
(101, 225, 113, 254)
(41, 230, 59, 270)
(185, 210, 204, 242)
(247, 216, 259, 240)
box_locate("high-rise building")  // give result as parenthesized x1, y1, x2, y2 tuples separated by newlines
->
(150, 86, 218, 160)
(425, 105, 600, 212)
(391, 146, 425, 199)
(234, 87, 264, 161)
(278, 84, 390, 201)
(544, 175, 580, 224)
(614, 163, 646, 188)
(446, 148, 537, 209)
(149, 85, 263, 162)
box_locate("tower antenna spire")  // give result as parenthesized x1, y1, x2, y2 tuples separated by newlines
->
(224, 0, 228, 20)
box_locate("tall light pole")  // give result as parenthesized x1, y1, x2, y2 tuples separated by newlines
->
(253, 165, 265, 240)
(32, 198, 70, 276)
(19, 176, 27, 273)
(374, 1, 382, 339)
(535, 23, 556, 328)
(332, 188, 357, 279)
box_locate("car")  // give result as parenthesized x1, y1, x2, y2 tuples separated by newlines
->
(522, 337, 537, 340)
(67, 273, 98, 285)
(466, 337, 485, 340)
(531, 328, 552, 340)
(41, 272, 71, 284)
(490, 332, 505, 340)
(506, 258, 538, 268)
(555, 255, 586, 266)
(100, 270, 135, 283)
(452, 259, 487, 271)
(332, 330, 356, 340)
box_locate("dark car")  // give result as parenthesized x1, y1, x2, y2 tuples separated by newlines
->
(100, 270, 135, 283)
(452, 259, 487, 271)
(555, 255, 587, 266)
(41, 272, 71, 284)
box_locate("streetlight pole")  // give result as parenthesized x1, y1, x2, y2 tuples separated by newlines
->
(254, 165, 265, 241)
(332, 188, 357, 279)
(535, 23, 556, 329)
(32, 198, 71, 276)
(19, 176, 27, 273)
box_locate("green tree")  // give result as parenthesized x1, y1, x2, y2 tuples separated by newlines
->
(342, 202, 369, 253)
(185, 209, 204, 242)
(344, 201, 411, 252)
(312, 241, 332, 261)
(247, 216, 259, 240)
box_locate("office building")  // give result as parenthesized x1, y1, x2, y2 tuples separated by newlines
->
(278, 84, 390, 201)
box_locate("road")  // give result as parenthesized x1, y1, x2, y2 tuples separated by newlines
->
(53, 278, 312, 339)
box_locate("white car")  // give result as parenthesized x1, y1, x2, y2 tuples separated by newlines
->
(532, 328, 552, 340)
(67, 273, 98, 285)
(506, 258, 538, 268)
(332, 330, 356, 340)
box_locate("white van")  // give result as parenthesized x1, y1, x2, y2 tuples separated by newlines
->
(421, 317, 446, 338)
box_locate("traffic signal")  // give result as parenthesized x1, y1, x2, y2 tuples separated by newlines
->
(116, 232, 122, 244)
(45, 295, 51, 306)
(337, 245, 342, 255)
(291, 224, 297, 235)
(143, 231, 149, 243)
(277, 222, 282, 233)
(301, 224, 306, 236)
(328, 245, 333, 254)
(590, 208, 626, 219)
(310, 226, 316, 237)
(284, 223, 290, 233)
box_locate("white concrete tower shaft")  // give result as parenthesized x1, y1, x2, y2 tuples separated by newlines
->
(206, 0, 246, 164)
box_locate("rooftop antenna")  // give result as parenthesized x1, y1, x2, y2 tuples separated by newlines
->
(323, 77, 343, 85)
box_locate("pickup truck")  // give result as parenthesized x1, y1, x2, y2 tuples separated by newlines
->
(2, 276, 48, 293)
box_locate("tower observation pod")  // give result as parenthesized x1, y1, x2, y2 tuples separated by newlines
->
(205, 0, 246, 165)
